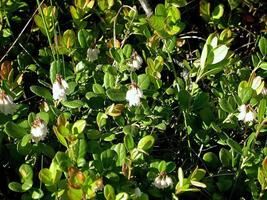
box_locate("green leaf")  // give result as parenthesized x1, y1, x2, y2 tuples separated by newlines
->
(219, 99, 234, 113)
(21, 179, 33, 191)
(31, 188, 44, 199)
(101, 149, 117, 169)
(39, 169, 53, 185)
(110, 48, 122, 63)
(259, 37, 267, 56)
(104, 184, 116, 200)
(258, 99, 266, 122)
(78, 29, 93, 48)
(219, 148, 231, 167)
(72, 120, 86, 134)
(137, 135, 155, 151)
(227, 138, 242, 154)
(21, 134, 32, 147)
(8, 182, 23, 193)
(123, 44, 132, 58)
(37, 112, 49, 124)
(190, 168, 206, 181)
(228, 0, 240, 10)
(67, 188, 83, 200)
(4, 121, 27, 139)
(97, 112, 108, 129)
(158, 160, 167, 172)
(199, 0, 210, 21)
(123, 125, 139, 136)
(74, 139, 87, 167)
(30, 86, 53, 101)
(116, 193, 129, 200)
(190, 180, 206, 188)
(239, 87, 253, 104)
(50, 60, 62, 84)
(93, 83, 105, 95)
(178, 90, 192, 109)
(87, 129, 101, 140)
(203, 152, 220, 169)
(166, 0, 187, 7)
(53, 126, 68, 148)
(112, 143, 126, 166)
(63, 29, 76, 48)
(167, 5, 181, 21)
(61, 100, 84, 108)
(149, 16, 165, 32)
(106, 88, 126, 102)
(138, 74, 150, 90)
(104, 72, 115, 89)
(212, 4, 224, 20)
(259, 62, 267, 70)
(124, 134, 135, 150)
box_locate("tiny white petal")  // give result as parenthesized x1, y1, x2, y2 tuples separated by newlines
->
(165, 176, 173, 188)
(244, 111, 255, 122)
(153, 176, 162, 189)
(160, 178, 168, 188)
(237, 111, 246, 121)
(238, 105, 246, 113)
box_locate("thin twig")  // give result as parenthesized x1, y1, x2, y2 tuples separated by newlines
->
(138, 0, 153, 17)
(0, 0, 45, 63)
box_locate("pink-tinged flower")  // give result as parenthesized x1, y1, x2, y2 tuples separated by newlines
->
(153, 172, 173, 189)
(128, 51, 143, 70)
(52, 74, 69, 101)
(31, 118, 48, 142)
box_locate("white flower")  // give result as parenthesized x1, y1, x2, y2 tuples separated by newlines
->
(153, 172, 173, 189)
(165, 176, 173, 188)
(52, 74, 69, 101)
(128, 51, 143, 70)
(126, 84, 143, 107)
(87, 48, 100, 62)
(153, 176, 163, 189)
(134, 187, 142, 197)
(237, 104, 255, 123)
(31, 118, 48, 142)
(0, 91, 17, 115)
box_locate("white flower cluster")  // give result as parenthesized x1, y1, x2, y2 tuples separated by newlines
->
(87, 48, 100, 62)
(126, 83, 143, 107)
(31, 118, 48, 143)
(52, 74, 69, 101)
(0, 91, 17, 115)
(238, 104, 255, 123)
(153, 172, 173, 189)
(128, 51, 143, 70)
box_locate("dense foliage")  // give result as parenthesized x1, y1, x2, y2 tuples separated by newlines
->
(0, 0, 267, 199)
